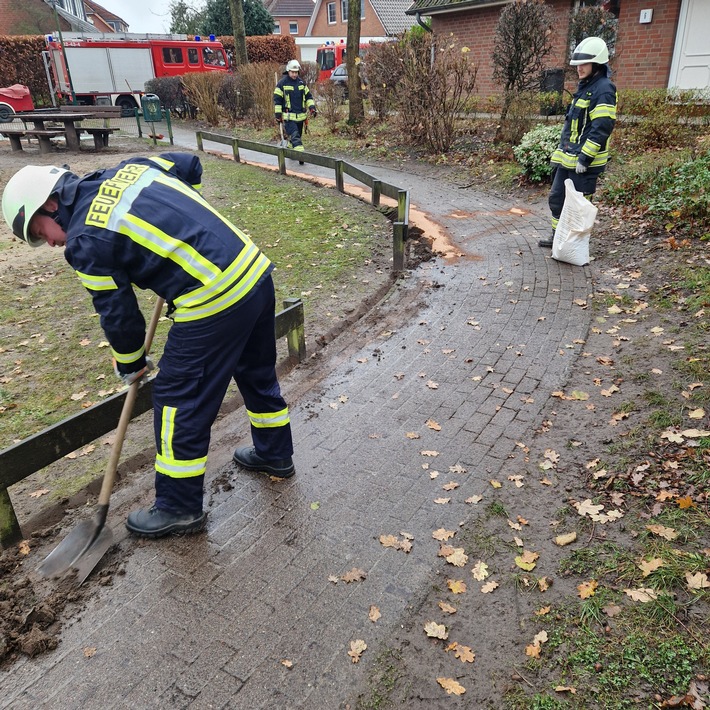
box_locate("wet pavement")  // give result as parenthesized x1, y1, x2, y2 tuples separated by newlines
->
(0, 128, 592, 708)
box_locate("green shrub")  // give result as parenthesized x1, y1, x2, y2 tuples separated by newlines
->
(513, 123, 561, 182)
(601, 152, 710, 237)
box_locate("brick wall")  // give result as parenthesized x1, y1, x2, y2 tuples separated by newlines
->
(613, 0, 681, 90)
(274, 15, 312, 39)
(431, 0, 683, 97)
(309, 0, 383, 38)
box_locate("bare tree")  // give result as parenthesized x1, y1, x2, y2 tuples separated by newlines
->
(346, 0, 364, 124)
(492, 0, 554, 125)
(229, 0, 248, 65)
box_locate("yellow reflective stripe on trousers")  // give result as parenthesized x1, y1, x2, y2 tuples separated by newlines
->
(75, 271, 117, 291)
(247, 406, 290, 428)
(173, 252, 271, 322)
(283, 112, 307, 121)
(161, 406, 176, 459)
(173, 242, 261, 309)
(112, 343, 145, 364)
(155, 453, 207, 478)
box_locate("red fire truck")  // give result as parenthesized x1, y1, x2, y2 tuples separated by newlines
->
(45, 33, 229, 113)
(315, 39, 368, 82)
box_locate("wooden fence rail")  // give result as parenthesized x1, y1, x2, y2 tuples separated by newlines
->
(195, 131, 410, 272)
(0, 298, 304, 547)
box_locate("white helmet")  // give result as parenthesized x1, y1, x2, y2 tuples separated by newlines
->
(570, 36, 609, 65)
(286, 60, 301, 72)
(2, 165, 68, 246)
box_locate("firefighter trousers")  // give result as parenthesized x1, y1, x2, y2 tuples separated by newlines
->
(284, 120, 305, 151)
(152, 274, 293, 514)
(548, 166, 601, 231)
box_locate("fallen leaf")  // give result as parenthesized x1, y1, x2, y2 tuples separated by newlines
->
(685, 572, 710, 590)
(434, 497, 451, 505)
(439, 601, 457, 614)
(489, 479, 502, 488)
(379, 534, 400, 549)
(445, 548, 469, 567)
(426, 419, 442, 431)
(535, 606, 551, 616)
(471, 561, 489, 581)
(465, 495, 483, 504)
(83, 647, 97, 658)
(577, 580, 598, 599)
(432, 528, 456, 541)
(688, 408, 705, 419)
(437, 677, 466, 695)
(310, 501, 320, 510)
(28, 488, 50, 498)
(538, 577, 553, 592)
(405, 432, 420, 439)
(426, 380, 439, 389)
(369, 605, 381, 622)
(421, 450, 439, 457)
(18, 540, 30, 555)
(480, 580, 499, 594)
(341, 568, 367, 583)
(554, 686, 577, 694)
(638, 558, 664, 577)
(515, 550, 539, 571)
(280, 658, 294, 668)
(348, 639, 367, 663)
(570, 390, 590, 401)
(424, 621, 448, 639)
(603, 604, 622, 617)
(452, 643, 475, 663)
(624, 588, 658, 602)
(554, 531, 577, 547)
(442, 481, 459, 491)
(646, 524, 678, 541)
(447, 579, 467, 594)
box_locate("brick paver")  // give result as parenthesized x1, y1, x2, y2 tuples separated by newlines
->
(0, 150, 591, 709)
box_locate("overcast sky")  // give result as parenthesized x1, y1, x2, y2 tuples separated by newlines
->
(104, 0, 177, 35)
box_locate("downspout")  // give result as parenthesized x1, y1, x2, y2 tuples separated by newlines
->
(415, 12, 434, 68)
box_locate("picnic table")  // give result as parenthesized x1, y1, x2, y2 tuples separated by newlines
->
(2, 111, 93, 152)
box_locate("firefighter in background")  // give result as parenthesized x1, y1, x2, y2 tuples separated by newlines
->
(274, 59, 317, 164)
(1, 154, 295, 538)
(539, 37, 617, 248)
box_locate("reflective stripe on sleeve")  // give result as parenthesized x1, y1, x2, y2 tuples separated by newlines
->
(75, 271, 118, 291)
(112, 343, 146, 364)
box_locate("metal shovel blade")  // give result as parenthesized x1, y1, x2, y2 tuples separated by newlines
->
(37, 518, 113, 583)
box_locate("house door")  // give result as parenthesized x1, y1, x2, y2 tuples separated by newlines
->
(668, 0, 710, 89)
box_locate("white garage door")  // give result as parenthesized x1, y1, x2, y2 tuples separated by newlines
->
(668, 0, 710, 90)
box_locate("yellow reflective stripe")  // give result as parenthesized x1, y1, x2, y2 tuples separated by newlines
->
(155, 452, 207, 478)
(192, 182, 202, 192)
(161, 406, 176, 459)
(112, 343, 145, 364)
(283, 112, 307, 121)
(274, 87, 284, 98)
(247, 406, 290, 428)
(551, 150, 578, 169)
(120, 213, 221, 284)
(575, 98, 590, 108)
(581, 139, 600, 158)
(75, 271, 117, 291)
(590, 103, 616, 120)
(173, 252, 271, 322)
(173, 242, 261, 309)
(149, 156, 175, 171)
(294, 146, 304, 152)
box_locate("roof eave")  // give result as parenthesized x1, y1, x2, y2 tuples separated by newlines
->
(406, 0, 510, 16)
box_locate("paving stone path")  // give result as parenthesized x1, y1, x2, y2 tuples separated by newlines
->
(0, 144, 592, 709)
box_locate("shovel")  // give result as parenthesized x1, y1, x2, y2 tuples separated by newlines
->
(279, 121, 288, 148)
(37, 297, 165, 584)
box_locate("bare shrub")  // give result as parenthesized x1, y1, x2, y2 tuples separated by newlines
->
(300, 61, 319, 91)
(492, 0, 554, 132)
(395, 33, 478, 154)
(181, 72, 224, 125)
(363, 39, 404, 120)
(313, 80, 345, 131)
(228, 62, 281, 126)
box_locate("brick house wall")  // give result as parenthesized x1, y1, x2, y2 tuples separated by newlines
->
(613, 0, 681, 90)
(274, 15, 311, 36)
(431, 0, 682, 97)
(309, 0, 384, 38)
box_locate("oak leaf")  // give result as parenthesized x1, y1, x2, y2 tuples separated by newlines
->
(577, 580, 598, 599)
(624, 588, 658, 602)
(442, 481, 459, 491)
(424, 621, 448, 639)
(426, 419, 442, 431)
(447, 579, 467, 594)
(434, 498, 451, 505)
(379, 534, 400, 549)
(341, 568, 367, 583)
(452, 643, 475, 663)
(438, 601, 457, 614)
(480, 580, 499, 594)
(280, 659, 293, 668)
(685, 572, 710, 590)
(432, 528, 456, 541)
(368, 605, 381, 622)
(638, 558, 664, 577)
(405, 432, 420, 439)
(445, 548, 468, 567)
(471, 561, 489, 581)
(554, 532, 577, 547)
(29, 488, 50, 498)
(348, 639, 367, 663)
(465, 495, 482, 504)
(677, 496, 695, 509)
(515, 550, 539, 571)
(437, 677, 466, 695)
(646, 524, 678, 540)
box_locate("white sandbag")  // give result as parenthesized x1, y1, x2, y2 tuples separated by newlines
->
(552, 178, 597, 266)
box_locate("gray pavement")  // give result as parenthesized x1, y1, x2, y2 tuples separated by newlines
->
(0, 130, 591, 708)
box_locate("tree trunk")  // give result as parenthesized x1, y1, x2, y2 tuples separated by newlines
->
(346, 0, 364, 124)
(229, 0, 248, 66)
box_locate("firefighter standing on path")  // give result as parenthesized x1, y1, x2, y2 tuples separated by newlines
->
(274, 59, 317, 164)
(2, 153, 295, 538)
(539, 37, 617, 248)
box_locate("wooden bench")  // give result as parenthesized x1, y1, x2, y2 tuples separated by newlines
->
(1, 129, 65, 154)
(59, 106, 123, 148)
(78, 127, 120, 149)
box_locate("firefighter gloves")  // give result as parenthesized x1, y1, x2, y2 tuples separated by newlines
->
(575, 160, 588, 174)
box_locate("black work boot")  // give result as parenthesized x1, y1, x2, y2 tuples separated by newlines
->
(538, 238, 553, 247)
(126, 506, 207, 538)
(233, 446, 295, 478)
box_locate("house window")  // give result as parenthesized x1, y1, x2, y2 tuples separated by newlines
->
(327, 2, 336, 24)
(341, 0, 348, 22)
(290, 21, 298, 34)
(273, 21, 281, 34)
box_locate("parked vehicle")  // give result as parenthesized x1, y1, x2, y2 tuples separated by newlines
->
(328, 63, 368, 100)
(315, 39, 368, 82)
(44, 32, 229, 115)
(0, 84, 34, 121)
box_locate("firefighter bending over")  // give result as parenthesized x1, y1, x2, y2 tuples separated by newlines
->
(274, 59, 317, 164)
(2, 154, 295, 538)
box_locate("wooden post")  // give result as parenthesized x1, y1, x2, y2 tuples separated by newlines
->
(372, 179, 381, 207)
(278, 148, 286, 175)
(393, 222, 405, 272)
(0, 488, 22, 547)
(232, 138, 240, 162)
(283, 298, 306, 362)
(335, 160, 344, 193)
(196, 131, 204, 152)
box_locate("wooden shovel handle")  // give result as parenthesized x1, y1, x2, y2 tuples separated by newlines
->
(97, 297, 165, 507)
